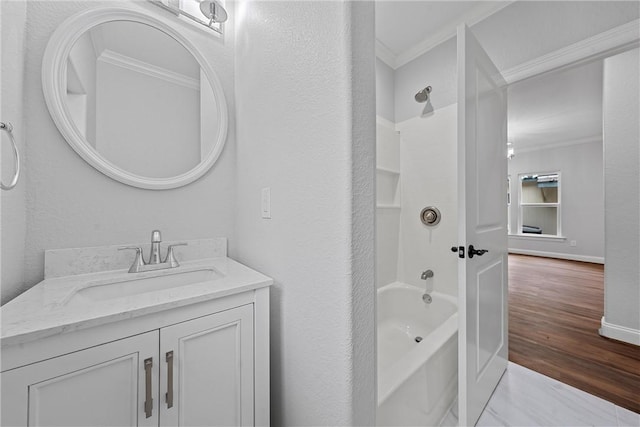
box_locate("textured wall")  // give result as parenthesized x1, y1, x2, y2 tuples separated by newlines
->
(1, 0, 237, 303)
(234, 1, 376, 424)
(0, 1, 3, 295)
(602, 48, 640, 342)
(1, 0, 28, 303)
(508, 141, 605, 262)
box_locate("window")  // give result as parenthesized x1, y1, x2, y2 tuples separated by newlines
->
(518, 172, 561, 237)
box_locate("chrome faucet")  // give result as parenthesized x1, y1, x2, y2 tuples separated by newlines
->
(421, 269, 434, 304)
(119, 230, 187, 273)
(421, 269, 434, 280)
(149, 230, 163, 265)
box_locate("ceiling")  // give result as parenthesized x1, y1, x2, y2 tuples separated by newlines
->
(508, 60, 603, 151)
(375, 1, 512, 69)
(375, 1, 604, 150)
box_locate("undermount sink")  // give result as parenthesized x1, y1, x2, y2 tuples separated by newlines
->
(66, 268, 222, 305)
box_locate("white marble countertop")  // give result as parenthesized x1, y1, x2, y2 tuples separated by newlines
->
(1, 257, 272, 347)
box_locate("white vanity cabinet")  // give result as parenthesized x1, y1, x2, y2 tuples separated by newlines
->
(159, 304, 255, 426)
(1, 285, 270, 427)
(2, 331, 160, 427)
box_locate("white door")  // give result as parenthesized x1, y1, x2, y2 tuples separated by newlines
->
(1, 331, 159, 427)
(456, 24, 509, 427)
(159, 304, 254, 427)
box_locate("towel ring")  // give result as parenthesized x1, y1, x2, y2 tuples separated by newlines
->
(1, 122, 20, 190)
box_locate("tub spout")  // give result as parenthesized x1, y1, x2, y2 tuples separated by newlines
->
(421, 269, 434, 280)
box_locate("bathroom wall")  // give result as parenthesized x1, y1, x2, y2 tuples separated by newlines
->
(391, 1, 640, 123)
(67, 30, 98, 144)
(602, 48, 640, 345)
(394, 37, 457, 122)
(376, 58, 395, 123)
(508, 141, 605, 263)
(95, 62, 201, 177)
(0, 1, 3, 291)
(1, 0, 238, 304)
(1, 0, 28, 299)
(234, 1, 376, 424)
(396, 104, 458, 297)
(376, 119, 400, 288)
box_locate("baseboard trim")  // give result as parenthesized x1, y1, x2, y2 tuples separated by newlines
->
(508, 248, 604, 264)
(599, 317, 640, 346)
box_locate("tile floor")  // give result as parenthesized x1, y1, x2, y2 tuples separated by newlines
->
(440, 362, 640, 427)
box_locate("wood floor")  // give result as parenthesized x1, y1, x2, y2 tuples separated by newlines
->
(508, 254, 640, 413)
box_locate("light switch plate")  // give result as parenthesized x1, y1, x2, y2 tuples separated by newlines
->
(261, 187, 271, 219)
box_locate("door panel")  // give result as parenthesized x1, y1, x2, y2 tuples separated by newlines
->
(160, 305, 254, 427)
(475, 67, 506, 229)
(457, 24, 508, 427)
(476, 259, 505, 376)
(1, 331, 158, 427)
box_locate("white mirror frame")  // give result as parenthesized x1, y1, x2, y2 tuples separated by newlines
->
(42, 6, 228, 190)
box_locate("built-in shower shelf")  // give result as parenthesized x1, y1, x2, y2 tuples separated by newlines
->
(376, 167, 401, 207)
(376, 167, 400, 175)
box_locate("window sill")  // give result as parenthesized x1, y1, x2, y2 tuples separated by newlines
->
(508, 234, 566, 241)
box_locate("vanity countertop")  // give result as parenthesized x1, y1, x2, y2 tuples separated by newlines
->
(1, 257, 272, 347)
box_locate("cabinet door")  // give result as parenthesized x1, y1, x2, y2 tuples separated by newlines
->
(1, 331, 159, 427)
(159, 304, 254, 427)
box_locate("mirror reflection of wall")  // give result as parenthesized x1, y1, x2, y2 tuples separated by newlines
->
(66, 20, 219, 178)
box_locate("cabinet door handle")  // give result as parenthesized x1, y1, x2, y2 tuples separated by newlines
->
(144, 357, 153, 418)
(166, 351, 174, 409)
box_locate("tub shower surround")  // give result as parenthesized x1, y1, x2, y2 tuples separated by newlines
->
(377, 282, 458, 426)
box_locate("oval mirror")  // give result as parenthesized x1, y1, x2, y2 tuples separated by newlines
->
(42, 7, 228, 189)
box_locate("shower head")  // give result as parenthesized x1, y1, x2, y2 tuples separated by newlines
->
(415, 86, 432, 103)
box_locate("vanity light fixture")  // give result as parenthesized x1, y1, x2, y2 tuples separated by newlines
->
(200, 0, 228, 24)
(149, 0, 228, 34)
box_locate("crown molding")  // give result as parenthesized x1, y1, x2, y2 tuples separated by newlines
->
(376, 1, 514, 70)
(99, 49, 200, 90)
(375, 40, 397, 69)
(503, 19, 640, 84)
(395, 1, 513, 69)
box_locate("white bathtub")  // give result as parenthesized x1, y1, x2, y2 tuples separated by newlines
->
(377, 282, 458, 427)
